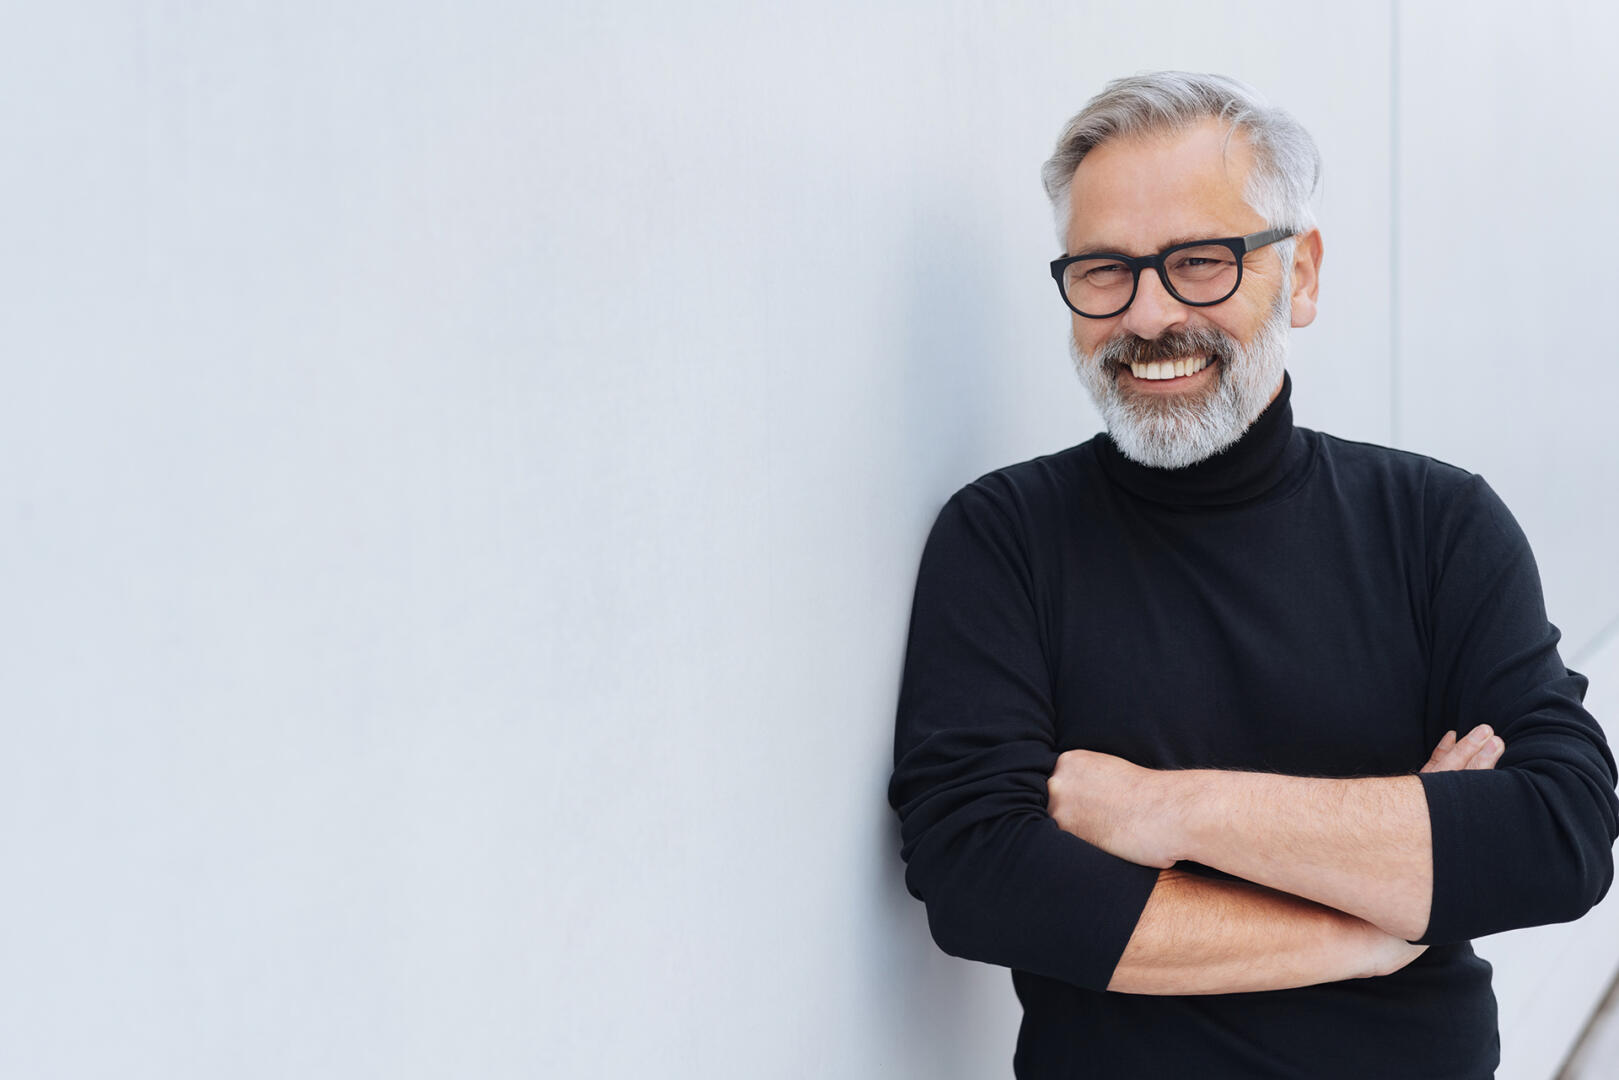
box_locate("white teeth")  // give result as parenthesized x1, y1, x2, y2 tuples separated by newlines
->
(1128, 355, 1212, 380)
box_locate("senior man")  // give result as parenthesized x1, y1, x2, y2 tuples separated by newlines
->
(889, 72, 1619, 1078)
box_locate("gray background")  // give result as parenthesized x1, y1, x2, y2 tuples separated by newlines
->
(2, 3, 1615, 1078)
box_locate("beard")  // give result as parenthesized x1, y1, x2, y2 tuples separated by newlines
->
(1070, 287, 1291, 470)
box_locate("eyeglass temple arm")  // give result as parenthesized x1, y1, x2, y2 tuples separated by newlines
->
(1243, 227, 1294, 252)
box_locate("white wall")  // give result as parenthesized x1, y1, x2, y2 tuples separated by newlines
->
(0, 4, 1612, 1078)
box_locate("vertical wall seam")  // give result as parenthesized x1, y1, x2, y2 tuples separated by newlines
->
(1389, 0, 1402, 448)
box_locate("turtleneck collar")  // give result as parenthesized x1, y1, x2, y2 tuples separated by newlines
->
(1094, 371, 1313, 508)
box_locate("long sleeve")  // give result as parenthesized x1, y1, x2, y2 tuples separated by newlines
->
(888, 481, 1159, 991)
(1416, 474, 1619, 944)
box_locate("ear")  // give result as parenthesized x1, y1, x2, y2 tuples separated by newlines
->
(1289, 228, 1323, 328)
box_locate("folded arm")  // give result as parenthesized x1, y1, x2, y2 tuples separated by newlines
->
(1049, 727, 1503, 941)
(1108, 868, 1422, 995)
(1054, 476, 1619, 947)
(897, 737, 1433, 996)
(895, 483, 1443, 993)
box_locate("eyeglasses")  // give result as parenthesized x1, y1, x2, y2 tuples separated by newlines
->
(1049, 227, 1293, 319)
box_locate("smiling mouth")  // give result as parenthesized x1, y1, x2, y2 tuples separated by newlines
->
(1122, 354, 1216, 381)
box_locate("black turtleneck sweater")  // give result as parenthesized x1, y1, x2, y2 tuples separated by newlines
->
(889, 374, 1618, 1078)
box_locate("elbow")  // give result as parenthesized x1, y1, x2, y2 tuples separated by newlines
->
(1530, 787, 1617, 926)
(904, 848, 1011, 967)
(921, 891, 979, 962)
(916, 886, 1115, 992)
(897, 821, 1155, 991)
(1593, 840, 1616, 908)
(1556, 834, 1614, 922)
(1531, 855, 1613, 930)
(1550, 775, 1619, 921)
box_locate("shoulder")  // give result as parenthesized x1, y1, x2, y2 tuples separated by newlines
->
(1307, 428, 1473, 487)
(1305, 428, 1484, 512)
(1304, 429, 1526, 561)
(947, 438, 1105, 523)
(921, 439, 1106, 573)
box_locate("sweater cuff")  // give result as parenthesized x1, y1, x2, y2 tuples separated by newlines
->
(1416, 769, 1494, 945)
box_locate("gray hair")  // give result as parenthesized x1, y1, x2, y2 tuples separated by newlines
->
(1042, 72, 1321, 247)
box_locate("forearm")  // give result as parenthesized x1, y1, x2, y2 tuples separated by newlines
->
(1166, 771, 1432, 940)
(1108, 867, 1421, 995)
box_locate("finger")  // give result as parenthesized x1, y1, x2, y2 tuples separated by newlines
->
(1420, 730, 1458, 773)
(1438, 725, 1493, 771)
(1423, 730, 1484, 773)
(1466, 736, 1505, 770)
(1422, 725, 1495, 773)
(1458, 724, 1494, 761)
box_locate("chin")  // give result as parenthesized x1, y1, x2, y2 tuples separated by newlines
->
(1071, 308, 1291, 470)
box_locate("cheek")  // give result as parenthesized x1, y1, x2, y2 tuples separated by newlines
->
(1071, 315, 1114, 355)
(1208, 307, 1263, 345)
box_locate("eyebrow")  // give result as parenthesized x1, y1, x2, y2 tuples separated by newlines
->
(1067, 234, 1224, 257)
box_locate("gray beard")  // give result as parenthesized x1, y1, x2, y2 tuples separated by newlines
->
(1070, 289, 1292, 470)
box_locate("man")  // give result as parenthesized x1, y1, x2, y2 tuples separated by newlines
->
(888, 72, 1619, 1078)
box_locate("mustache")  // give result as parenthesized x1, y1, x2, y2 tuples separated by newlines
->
(1092, 326, 1235, 369)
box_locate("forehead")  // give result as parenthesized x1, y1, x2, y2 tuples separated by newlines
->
(1064, 119, 1266, 254)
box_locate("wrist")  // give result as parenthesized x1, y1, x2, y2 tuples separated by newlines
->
(1152, 767, 1204, 865)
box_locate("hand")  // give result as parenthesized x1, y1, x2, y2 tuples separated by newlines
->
(1046, 750, 1182, 868)
(1420, 724, 1505, 773)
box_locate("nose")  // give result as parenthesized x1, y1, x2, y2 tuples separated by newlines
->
(1119, 266, 1190, 340)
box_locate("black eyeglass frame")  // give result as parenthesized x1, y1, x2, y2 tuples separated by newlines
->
(1049, 227, 1294, 319)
